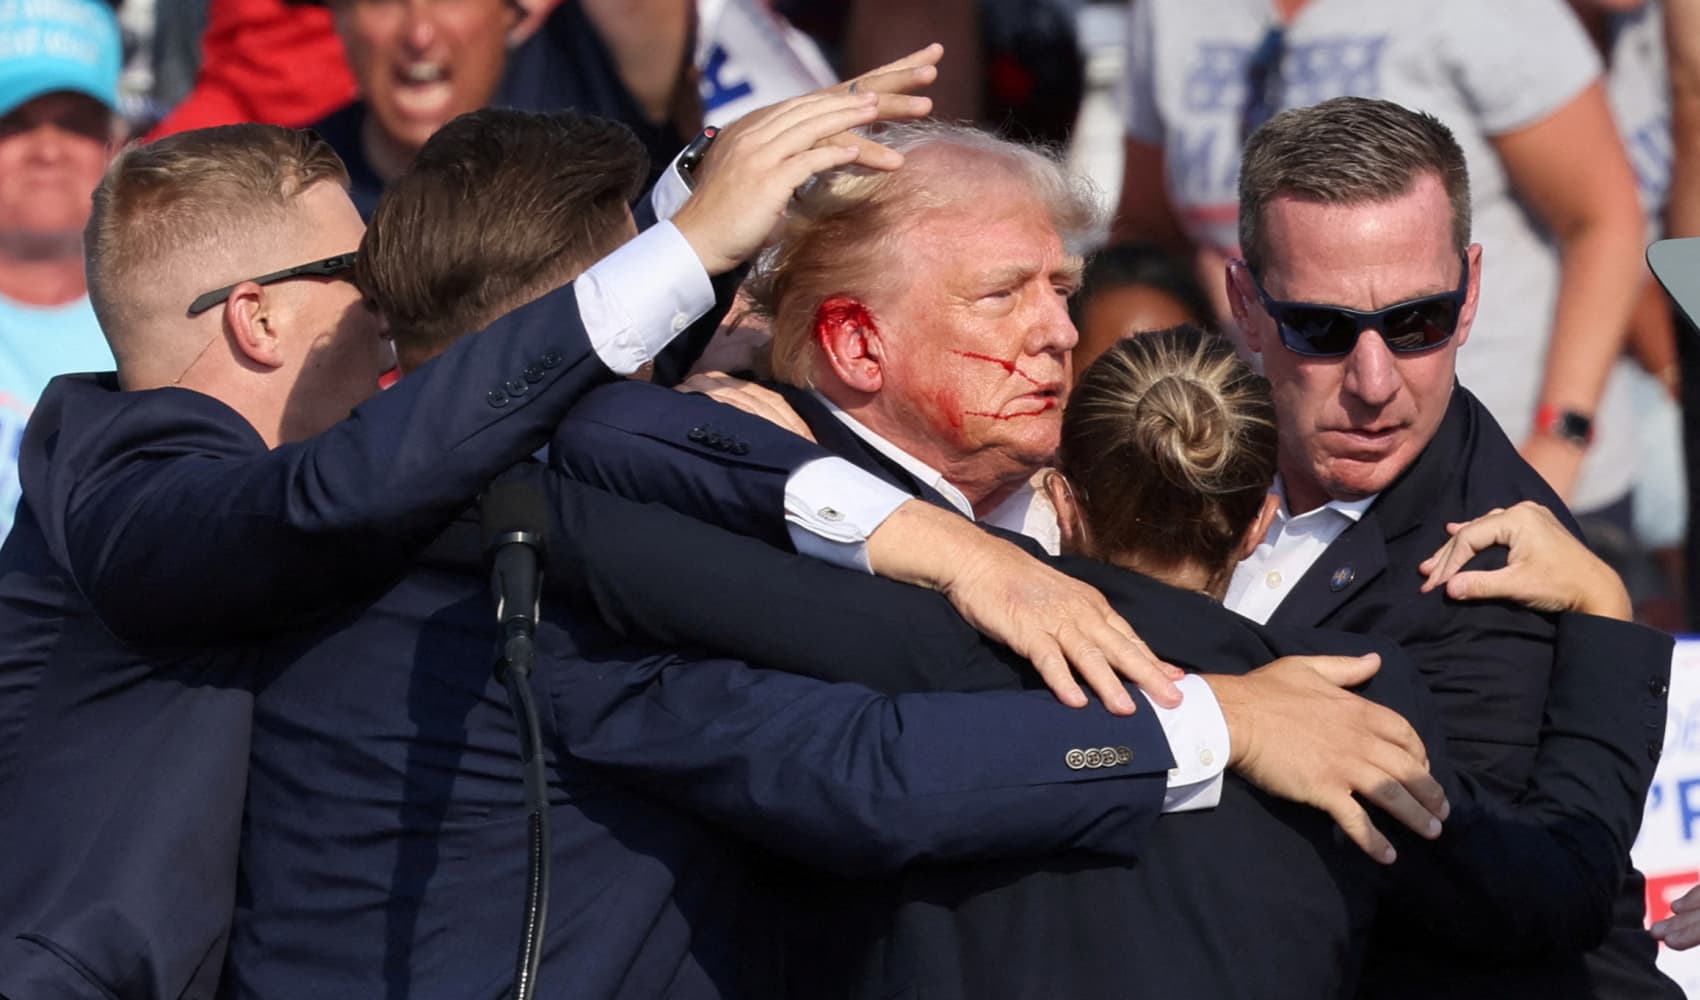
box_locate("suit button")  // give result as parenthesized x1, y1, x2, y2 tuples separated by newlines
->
(1064, 749, 1086, 770)
(1647, 739, 1663, 763)
(540, 351, 562, 369)
(505, 378, 528, 396)
(688, 426, 708, 443)
(1083, 748, 1103, 768)
(1199, 748, 1215, 767)
(1650, 676, 1670, 698)
(1114, 745, 1132, 766)
(732, 441, 750, 456)
(706, 432, 724, 447)
(818, 507, 844, 523)
(487, 389, 509, 408)
(523, 365, 545, 384)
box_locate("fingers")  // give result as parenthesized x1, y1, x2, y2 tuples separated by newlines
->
(1303, 653, 1381, 689)
(1327, 797, 1397, 865)
(839, 43, 945, 92)
(1098, 627, 1181, 708)
(1025, 643, 1091, 711)
(1048, 621, 1133, 714)
(1651, 909, 1700, 950)
(1674, 885, 1700, 913)
(680, 372, 816, 439)
(1359, 743, 1448, 833)
(1419, 520, 1498, 592)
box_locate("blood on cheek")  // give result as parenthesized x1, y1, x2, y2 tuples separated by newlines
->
(951, 350, 1052, 419)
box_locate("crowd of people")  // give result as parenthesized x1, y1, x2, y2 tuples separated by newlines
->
(1, 0, 1699, 998)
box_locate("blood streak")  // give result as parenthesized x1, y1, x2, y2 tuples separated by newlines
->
(952, 350, 1041, 386)
(963, 400, 1057, 421)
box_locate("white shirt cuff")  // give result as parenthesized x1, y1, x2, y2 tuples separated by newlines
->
(1153, 673, 1230, 813)
(784, 457, 913, 572)
(573, 221, 713, 375)
(649, 160, 692, 222)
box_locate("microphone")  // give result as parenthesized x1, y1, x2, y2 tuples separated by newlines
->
(479, 471, 550, 679)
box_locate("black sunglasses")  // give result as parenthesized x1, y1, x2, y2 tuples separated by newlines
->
(186, 252, 360, 317)
(1247, 253, 1471, 358)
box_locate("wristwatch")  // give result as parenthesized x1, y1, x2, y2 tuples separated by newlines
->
(1534, 404, 1594, 447)
(677, 126, 720, 191)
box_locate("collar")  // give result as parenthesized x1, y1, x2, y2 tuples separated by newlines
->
(813, 392, 977, 519)
(1271, 473, 1376, 526)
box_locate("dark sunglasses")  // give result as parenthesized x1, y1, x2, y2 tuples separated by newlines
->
(187, 252, 360, 317)
(1246, 253, 1471, 358)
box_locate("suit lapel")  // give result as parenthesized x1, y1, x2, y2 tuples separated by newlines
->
(1266, 514, 1390, 629)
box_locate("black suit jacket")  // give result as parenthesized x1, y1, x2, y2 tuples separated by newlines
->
(1267, 386, 1675, 999)
(547, 381, 1671, 999)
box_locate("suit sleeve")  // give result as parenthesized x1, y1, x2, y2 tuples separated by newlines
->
(48, 281, 619, 645)
(1372, 616, 1672, 956)
(544, 643, 1173, 877)
(551, 380, 830, 548)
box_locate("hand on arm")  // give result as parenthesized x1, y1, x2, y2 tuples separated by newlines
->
(863, 499, 1183, 714)
(1417, 501, 1632, 620)
(678, 372, 815, 441)
(672, 46, 940, 274)
(1205, 654, 1448, 864)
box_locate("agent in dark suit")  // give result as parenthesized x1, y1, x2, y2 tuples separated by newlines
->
(1217, 97, 1676, 998)
(537, 327, 1667, 999)
(0, 77, 922, 1000)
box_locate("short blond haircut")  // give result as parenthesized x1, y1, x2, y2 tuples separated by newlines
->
(745, 121, 1104, 387)
(84, 124, 348, 371)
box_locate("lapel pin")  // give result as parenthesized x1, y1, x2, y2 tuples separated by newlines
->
(1329, 566, 1355, 592)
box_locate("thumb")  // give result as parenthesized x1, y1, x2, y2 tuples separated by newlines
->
(1310, 652, 1382, 688)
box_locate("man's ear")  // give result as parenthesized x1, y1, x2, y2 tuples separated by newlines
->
(1225, 260, 1264, 354)
(223, 283, 287, 371)
(1234, 492, 1281, 562)
(813, 295, 884, 393)
(1452, 243, 1483, 351)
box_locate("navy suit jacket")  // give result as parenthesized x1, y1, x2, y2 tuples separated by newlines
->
(1264, 386, 1675, 1000)
(0, 278, 629, 1000)
(225, 471, 1179, 999)
(548, 378, 1671, 998)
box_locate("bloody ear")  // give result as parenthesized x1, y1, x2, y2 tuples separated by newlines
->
(813, 296, 883, 393)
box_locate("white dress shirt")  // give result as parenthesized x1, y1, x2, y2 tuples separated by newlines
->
(1224, 478, 1377, 625)
(781, 394, 1230, 810)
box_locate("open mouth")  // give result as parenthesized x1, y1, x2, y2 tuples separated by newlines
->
(389, 62, 453, 119)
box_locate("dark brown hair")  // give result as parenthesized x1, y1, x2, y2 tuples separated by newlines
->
(358, 108, 647, 369)
(1058, 325, 1277, 579)
(1238, 96, 1470, 274)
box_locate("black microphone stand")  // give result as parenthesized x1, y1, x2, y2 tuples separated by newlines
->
(481, 477, 552, 1000)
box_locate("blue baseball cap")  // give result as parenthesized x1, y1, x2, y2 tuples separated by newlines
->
(0, 0, 122, 118)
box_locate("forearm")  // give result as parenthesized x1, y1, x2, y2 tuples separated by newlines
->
(1667, 0, 1700, 236)
(1536, 214, 1646, 417)
(548, 648, 1173, 876)
(578, 0, 692, 124)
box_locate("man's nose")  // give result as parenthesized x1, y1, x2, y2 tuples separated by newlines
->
(1342, 329, 1401, 407)
(400, 0, 439, 50)
(1028, 291, 1079, 356)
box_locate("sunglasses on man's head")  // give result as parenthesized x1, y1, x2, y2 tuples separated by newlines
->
(186, 253, 361, 317)
(1245, 253, 1470, 358)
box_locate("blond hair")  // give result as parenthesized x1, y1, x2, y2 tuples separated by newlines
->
(1059, 325, 1277, 578)
(745, 120, 1104, 386)
(84, 124, 348, 370)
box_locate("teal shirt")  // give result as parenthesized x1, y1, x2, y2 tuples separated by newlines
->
(0, 294, 114, 542)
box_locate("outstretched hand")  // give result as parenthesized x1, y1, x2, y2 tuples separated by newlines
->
(1418, 500, 1631, 620)
(672, 44, 941, 275)
(1206, 653, 1448, 865)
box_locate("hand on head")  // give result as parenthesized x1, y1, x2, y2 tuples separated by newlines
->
(671, 45, 940, 275)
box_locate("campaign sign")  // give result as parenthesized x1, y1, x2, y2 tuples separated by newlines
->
(1635, 639, 1700, 995)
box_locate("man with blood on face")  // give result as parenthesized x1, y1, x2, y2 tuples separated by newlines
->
(757, 122, 1094, 532)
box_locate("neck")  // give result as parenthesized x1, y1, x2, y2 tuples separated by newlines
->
(836, 395, 1036, 515)
(361, 115, 418, 184)
(1276, 455, 1332, 516)
(0, 239, 87, 306)
(1105, 549, 1228, 600)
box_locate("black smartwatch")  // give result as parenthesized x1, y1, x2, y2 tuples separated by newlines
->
(677, 126, 720, 191)
(1535, 404, 1594, 448)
